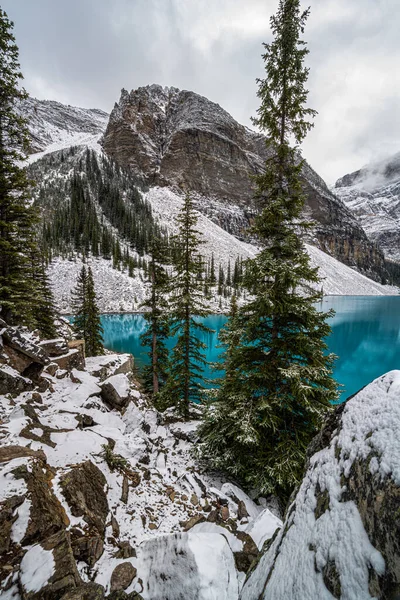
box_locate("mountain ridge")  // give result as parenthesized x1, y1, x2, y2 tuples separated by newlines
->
(102, 84, 387, 282)
(335, 150, 400, 262)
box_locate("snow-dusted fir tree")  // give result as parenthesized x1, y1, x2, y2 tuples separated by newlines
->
(140, 239, 170, 397)
(85, 267, 104, 356)
(198, 0, 338, 499)
(29, 248, 58, 339)
(71, 266, 104, 356)
(0, 10, 43, 325)
(71, 266, 88, 341)
(162, 194, 212, 419)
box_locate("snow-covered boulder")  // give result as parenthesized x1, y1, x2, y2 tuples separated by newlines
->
(101, 373, 133, 410)
(0, 365, 33, 395)
(85, 353, 134, 382)
(240, 371, 400, 600)
(136, 532, 240, 600)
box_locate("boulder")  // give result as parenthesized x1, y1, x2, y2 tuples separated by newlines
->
(85, 354, 133, 382)
(240, 371, 400, 600)
(101, 374, 132, 410)
(2, 326, 49, 365)
(0, 365, 32, 395)
(53, 348, 84, 372)
(59, 461, 109, 534)
(70, 531, 104, 567)
(20, 530, 81, 600)
(136, 532, 239, 600)
(110, 562, 137, 592)
(38, 338, 69, 357)
(0, 494, 25, 555)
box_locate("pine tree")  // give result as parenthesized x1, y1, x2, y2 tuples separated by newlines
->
(198, 0, 338, 499)
(140, 239, 170, 397)
(29, 247, 58, 339)
(163, 194, 212, 419)
(0, 10, 40, 324)
(85, 267, 104, 357)
(71, 266, 88, 341)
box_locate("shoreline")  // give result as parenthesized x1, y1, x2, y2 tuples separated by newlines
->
(61, 293, 400, 317)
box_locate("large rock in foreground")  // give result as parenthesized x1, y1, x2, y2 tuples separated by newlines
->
(240, 371, 400, 600)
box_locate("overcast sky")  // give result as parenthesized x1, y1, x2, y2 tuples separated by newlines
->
(3, 0, 400, 183)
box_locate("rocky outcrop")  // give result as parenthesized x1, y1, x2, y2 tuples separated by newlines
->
(102, 85, 387, 281)
(59, 461, 109, 534)
(1, 325, 283, 600)
(240, 371, 400, 600)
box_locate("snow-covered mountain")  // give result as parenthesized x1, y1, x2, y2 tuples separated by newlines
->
(335, 152, 400, 262)
(21, 92, 398, 308)
(102, 85, 388, 282)
(20, 96, 109, 160)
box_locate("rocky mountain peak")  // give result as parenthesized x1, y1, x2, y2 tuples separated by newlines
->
(335, 151, 400, 192)
(335, 151, 400, 263)
(101, 84, 387, 282)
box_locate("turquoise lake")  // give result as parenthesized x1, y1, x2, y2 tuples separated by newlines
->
(99, 296, 400, 403)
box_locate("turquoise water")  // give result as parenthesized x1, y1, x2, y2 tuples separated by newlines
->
(99, 296, 400, 402)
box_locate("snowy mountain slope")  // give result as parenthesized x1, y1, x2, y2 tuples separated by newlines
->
(335, 151, 400, 262)
(48, 186, 396, 315)
(20, 96, 108, 162)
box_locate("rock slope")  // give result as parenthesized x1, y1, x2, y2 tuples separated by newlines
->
(102, 84, 387, 282)
(0, 323, 281, 599)
(20, 97, 108, 159)
(335, 151, 400, 263)
(240, 371, 400, 600)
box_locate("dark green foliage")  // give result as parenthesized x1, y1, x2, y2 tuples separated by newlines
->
(140, 239, 170, 397)
(0, 10, 43, 325)
(28, 246, 58, 338)
(33, 149, 167, 269)
(161, 194, 213, 419)
(85, 267, 104, 356)
(71, 266, 104, 356)
(198, 0, 338, 499)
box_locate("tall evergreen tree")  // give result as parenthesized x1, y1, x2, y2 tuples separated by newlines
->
(163, 194, 212, 419)
(71, 266, 104, 356)
(71, 266, 88, 341)
(198, 0, 338, 499)
(29, 247, 58, 339)
(140, 239, 170, 396)
(0, 9, 39, 324)
(85, 267, 104, 357)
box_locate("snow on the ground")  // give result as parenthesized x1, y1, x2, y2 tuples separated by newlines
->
(146, 186, 258, 269)
(132, 532, 240, 600)
(20, 544, 56, 593)
(0, 350, 281, 599)
(306, 243, 398, 296)
(25, 132, 104, 165)
(48, 256, 148, 313)
(244, 508, 283, 551)
(240, 371, 400, 600)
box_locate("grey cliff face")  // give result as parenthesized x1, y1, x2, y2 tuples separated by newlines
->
(336, 151, 400, 264)
(102, 84, 387, 282)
